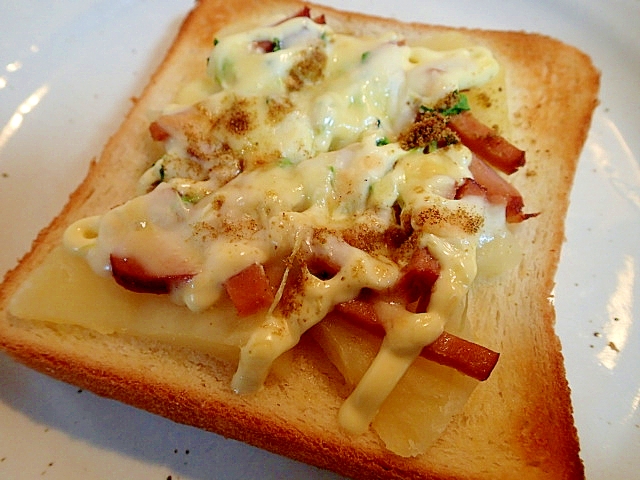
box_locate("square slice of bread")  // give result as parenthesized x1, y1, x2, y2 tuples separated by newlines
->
(0, 0, 600, 478)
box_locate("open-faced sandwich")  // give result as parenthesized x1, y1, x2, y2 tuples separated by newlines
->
(0, 0, 600, 478)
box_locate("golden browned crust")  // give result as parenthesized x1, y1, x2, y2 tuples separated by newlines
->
(0, 0, 600, 478)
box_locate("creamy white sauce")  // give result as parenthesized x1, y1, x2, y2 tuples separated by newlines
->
(139, 16, 499, 195)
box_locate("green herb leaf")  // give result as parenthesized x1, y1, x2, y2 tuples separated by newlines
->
(420, 91, 471, 117)
(425, 140, 438, 153)
(440, 93, 470, 116)
(180, 192, 201, 204)
(278, 158, 294, 168)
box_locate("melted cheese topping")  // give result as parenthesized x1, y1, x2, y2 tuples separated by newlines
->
(14, 15, 523, 437)
(137, 17, 499, 198)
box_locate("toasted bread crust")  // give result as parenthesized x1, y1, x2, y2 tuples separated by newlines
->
(0, 0, 599, 478)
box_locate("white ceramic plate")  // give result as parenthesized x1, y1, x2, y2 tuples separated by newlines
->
(1, 1, 638, 478)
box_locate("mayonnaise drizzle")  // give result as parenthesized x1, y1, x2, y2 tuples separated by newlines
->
(62, 15, 519, 434)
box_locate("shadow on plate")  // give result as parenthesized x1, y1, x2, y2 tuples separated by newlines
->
(0, 352, 342, 480)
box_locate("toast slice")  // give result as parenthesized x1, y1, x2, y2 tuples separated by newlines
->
(0, 0, 599, 478)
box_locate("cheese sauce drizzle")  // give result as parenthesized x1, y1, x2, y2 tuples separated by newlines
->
(63, 15, 518, 434)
